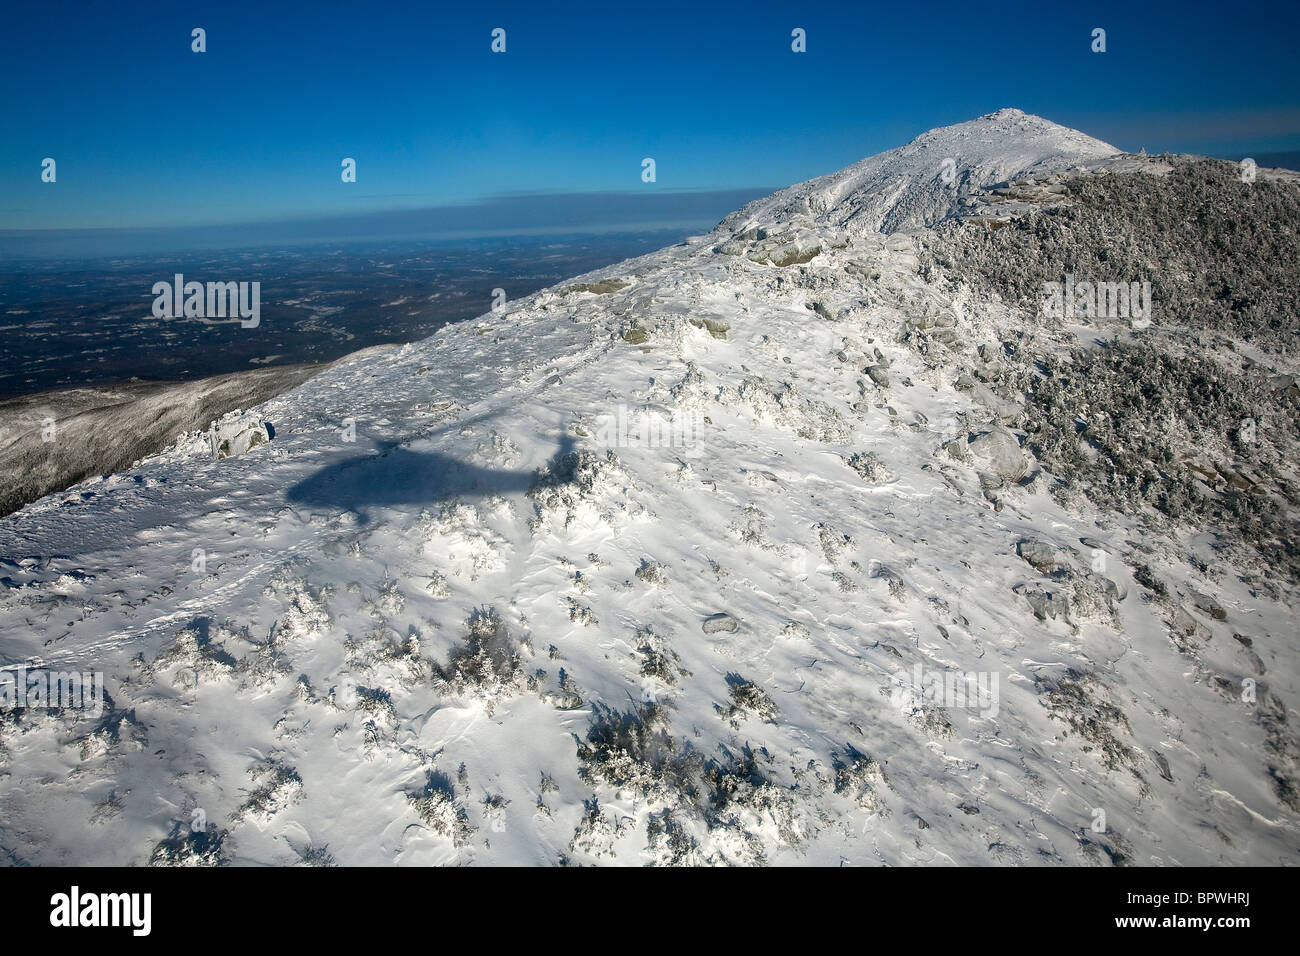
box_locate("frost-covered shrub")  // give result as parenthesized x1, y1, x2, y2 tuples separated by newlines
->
(344, 625, 428, 687)
(817, 522, 853, 563)
(432, 606, 523, 707)
(1039, 670, 1143, 781)
(1255, 689, 1300, 813)
(920, 158, 1300, 580)
(701, 745, 807, 852)
(564, 596, 597, 626)
(833, 746, 892, 814)
(137, 618, 239, 688)
(76, 704, 149, 760)
(354, 686, 397, 727)
(872, 563, 907, 600)
(922, 159, 1300, 349)
(634, 558, 668, 588)
(721, 674, 779, 723)
(231, 762, 303, 825)
(568, 796, 627, 858)
(407, 772, 475, 847)
(577, 703, 690, 801)
(645, 807, 700, 866)
(425, 570, 451, 599)
(149, 822, 230, 866)
(266, 580, 333, 646)
(717, 376, 852, 443)
(236, 638, 292, 691)
(575, 705, 814, 859)
(289, 842, 337, 866)
(1013, 344, 1300, 580)
(843, 451, 891, 483)
(527, 447, 618, 533)
(636, 626, 688, 686)
(562, 278, 629, 295)
(363, 577, 406, 618)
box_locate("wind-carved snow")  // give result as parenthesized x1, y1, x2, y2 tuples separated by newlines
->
(0, 110, 1295, 866)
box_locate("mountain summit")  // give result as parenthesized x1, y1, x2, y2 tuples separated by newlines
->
(720, 108, 1122, 236)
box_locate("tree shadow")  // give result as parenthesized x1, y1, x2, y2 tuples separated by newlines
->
(285, 432, 576, 524)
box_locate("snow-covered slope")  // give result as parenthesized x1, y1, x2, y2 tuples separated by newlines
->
(1, 110, 1295, 866)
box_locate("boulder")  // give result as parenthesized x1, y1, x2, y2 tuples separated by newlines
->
(702, 612, 740, 634)
(967, 425, 1027, 482)
(1192, 591, 1227, 621)
(1017, 539, 1059, 573)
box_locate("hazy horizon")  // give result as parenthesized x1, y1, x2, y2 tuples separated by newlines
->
(0, 187, 774, 260)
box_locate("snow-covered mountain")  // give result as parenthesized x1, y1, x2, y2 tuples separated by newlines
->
(2, 109, 1296, 866)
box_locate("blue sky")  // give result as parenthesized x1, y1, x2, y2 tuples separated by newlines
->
(2, 0, 1297, 234)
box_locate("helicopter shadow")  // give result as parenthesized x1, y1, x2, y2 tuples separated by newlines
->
(285, 432, 577, 524)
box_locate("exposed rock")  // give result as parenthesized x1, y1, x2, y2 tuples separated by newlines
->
(808, 298, 835, 320)
(1192, 591, 1227, 621)
(1017, 539, 1060, 573)
(1015, 584, 1071, 622)
(967, 425, 1028, 482)
(702, 612, 740, 634)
